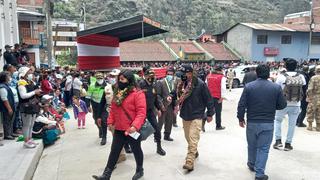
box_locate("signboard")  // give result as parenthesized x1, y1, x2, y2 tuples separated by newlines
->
(184, 53, 206, 61)
(264, 47, 279, 56)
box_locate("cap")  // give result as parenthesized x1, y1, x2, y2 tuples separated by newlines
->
(18, 66, 30, 78)
(181, 64, 193, 73)
(110, 69, 120, 76)
(56, 74, 63, 79)
(144, 69, 155, 76)
(5, 45, 12, 49)
(95, 72, 104, 79)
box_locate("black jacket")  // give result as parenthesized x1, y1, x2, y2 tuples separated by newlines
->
(3, 51, 18, 66)
(179, 77, 215, 121)
(237, 79, 287, 123)
(138, 79, 161, 111)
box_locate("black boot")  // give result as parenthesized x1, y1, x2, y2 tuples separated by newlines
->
(100, 138, 106, 146)
(156, 142, 166, 156)
(132, 166, 144, 180)
(124, 143, 132, 153)
(92, 167, 113, 180)
(164, 133, 174, 141)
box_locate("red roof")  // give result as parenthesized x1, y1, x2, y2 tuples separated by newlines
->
(166, 41, 204, 54)
(120, 41, 175, 61)
(199, 42, 239, 61)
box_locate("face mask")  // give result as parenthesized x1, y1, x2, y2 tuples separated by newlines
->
(118, 82, 129, 90)
(109, 78, 116, 85)
(97, 79, 104, 85)
(166, 75, 173, 82)
(12, 71, 18, 79)
(27, 74, 33, 81)
(147, 78, 154, 84)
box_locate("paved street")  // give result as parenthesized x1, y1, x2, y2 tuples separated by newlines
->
(33, 88, 320, 180)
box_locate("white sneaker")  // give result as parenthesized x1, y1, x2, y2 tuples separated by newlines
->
(78, 127, 81, 129)
(82, 126, 86, 129)
(24, 141, 36, 148)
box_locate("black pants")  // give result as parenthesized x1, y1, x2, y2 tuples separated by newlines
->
(92, 103, 108, 139)
(213, 98, 222, 128)
(158, 105, 174, 136)
(147, 109, 161, 142)
(13, 104, 22, 132)
(2, 112, 13, 137)
(64, 91, 71, 107)
(297, 98, 308, 125)
(106, 130, 143, 169)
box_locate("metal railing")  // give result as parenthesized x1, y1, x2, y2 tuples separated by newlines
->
(20, 28, 40, 45)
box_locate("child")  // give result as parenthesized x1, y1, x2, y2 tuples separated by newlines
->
(72, 96, 88, 129)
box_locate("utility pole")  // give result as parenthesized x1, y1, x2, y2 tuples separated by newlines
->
(45, 0, 53, 68)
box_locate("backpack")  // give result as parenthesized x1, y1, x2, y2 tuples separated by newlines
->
(283, 73, 304, 102)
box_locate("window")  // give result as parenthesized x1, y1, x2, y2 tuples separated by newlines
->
(311, 36, 320, 45)
(281, 35, 292, 44)
(257, 35, 268, 44)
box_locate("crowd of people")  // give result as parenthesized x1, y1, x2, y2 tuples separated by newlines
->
(0, 55, 320, 180)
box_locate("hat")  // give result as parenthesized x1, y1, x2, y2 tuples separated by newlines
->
(41, 95, 53, 104)
(181, 64, 193, 73)
(3, 64, 13, 71)
(95, 72, 104, 79)
(144, 69, 155, 76)
(18, 66, 30, 78)
(4, 45, 12, 49)
(110, 69, 120, 76)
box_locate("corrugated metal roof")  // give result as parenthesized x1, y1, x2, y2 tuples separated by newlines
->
(241, 23, 320, 32)
(17, 7, 44, 17)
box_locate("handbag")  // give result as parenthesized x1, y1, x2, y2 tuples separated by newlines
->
(20, 96, 40, 114)
(120, 105, 154, 141)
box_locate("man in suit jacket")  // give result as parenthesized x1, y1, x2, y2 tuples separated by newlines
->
(156, 67, 179, 141)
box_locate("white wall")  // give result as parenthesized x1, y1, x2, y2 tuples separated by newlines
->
(0, 0, 19, 70)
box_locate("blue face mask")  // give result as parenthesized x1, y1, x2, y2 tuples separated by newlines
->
(166, 75, 173, 82)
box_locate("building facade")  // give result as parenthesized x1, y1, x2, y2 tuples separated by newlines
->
(225, 23, 320, 62)
(0, 0, 19, 69)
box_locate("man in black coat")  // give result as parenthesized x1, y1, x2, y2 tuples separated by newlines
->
(176, 64, 215, 172)
(3, 45, 18, 66)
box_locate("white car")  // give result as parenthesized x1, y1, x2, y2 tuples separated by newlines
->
(227, 65, 257, 88)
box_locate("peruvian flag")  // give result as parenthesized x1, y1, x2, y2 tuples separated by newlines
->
(77, 34, 121, 70)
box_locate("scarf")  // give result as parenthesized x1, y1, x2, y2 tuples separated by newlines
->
(113, 85, 134, 106)
(177, 75, 197, 107)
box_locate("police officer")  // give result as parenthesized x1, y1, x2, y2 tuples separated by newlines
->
(138, 68, 166, 156)
(87, 72, 108, 145)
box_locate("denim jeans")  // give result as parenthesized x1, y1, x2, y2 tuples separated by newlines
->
(275, 106, 300, 144)
(247, 123, 274, 178)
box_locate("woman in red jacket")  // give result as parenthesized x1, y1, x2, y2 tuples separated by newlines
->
(40, 74, 53, 95)
(93, 69, 146, 180)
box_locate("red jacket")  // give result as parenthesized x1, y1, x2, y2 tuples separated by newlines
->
(206, 73, 224, 99)
(41, 79, 53, 95)
(107, 89, 146, 131)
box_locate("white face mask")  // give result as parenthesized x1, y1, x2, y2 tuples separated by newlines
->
(27, 74, 33, 81)
(97, 79, 104, 85)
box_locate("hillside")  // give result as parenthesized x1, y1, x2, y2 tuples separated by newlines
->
(54, 0, 310, 38)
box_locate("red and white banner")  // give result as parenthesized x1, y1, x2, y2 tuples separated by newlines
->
(77, 34, 121, 70)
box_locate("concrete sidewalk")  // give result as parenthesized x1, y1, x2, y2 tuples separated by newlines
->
(33, 89, 320, 180)
(0, 139, 43, 180)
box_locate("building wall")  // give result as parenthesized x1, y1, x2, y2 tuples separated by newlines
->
(0, 0, 19, 69)
(226, 24, 253, 60)
(251, 30, 320, 61)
